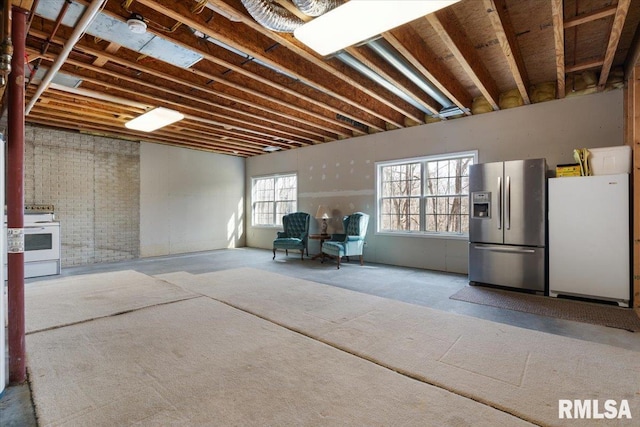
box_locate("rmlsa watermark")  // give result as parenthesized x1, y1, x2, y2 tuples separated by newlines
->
(559, 399, 632, 420)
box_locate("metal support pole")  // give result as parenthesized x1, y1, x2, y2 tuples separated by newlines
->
(8, 6, 27, 384)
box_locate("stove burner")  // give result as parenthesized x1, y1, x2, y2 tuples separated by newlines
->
(25, 204, 55, 213)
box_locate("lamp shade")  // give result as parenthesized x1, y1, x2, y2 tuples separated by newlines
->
(315, 205, 329, 219)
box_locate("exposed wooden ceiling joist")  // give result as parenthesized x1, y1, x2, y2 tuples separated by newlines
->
(551, 0, 566, 99)
(0, 0, 635, 156)
(598, 0, 631, 89)
(483, 0, 530, 105)
(427, 8, 501, 110)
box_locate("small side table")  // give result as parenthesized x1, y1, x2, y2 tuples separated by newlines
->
(309, 234, 331, 260)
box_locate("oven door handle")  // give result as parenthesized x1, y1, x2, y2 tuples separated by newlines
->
(25, 227, 47, 231)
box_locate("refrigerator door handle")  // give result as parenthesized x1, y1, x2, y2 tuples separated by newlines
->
(472, 245, 536, 254)
(505, 175, 511, 230)
(497, 176, 502, 230)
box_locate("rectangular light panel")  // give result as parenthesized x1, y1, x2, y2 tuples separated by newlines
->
(294, 0, 460, 56)
(125, 107, 184, 132)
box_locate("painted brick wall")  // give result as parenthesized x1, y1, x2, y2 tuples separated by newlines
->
(24, 125, 140, 267)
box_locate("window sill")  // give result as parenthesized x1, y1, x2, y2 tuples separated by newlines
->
(375, 231, 469, 241)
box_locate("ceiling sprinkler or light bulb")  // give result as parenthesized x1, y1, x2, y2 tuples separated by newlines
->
(127, 13, 147, 34)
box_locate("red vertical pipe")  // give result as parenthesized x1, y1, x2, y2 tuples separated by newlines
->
(7, 6, 27, 384)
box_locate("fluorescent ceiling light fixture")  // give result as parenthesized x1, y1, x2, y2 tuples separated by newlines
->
(294, 0, 460, 56)
(262, 145, 282, 152)
(125, 107, 184, 132)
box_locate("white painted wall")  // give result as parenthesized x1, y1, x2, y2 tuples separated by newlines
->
(245, 90, 624, 273)
(140, 143, 245, 257)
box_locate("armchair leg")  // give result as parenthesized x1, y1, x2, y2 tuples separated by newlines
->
(336, 256, 341, 269)
(285, 249, 288, 256)
(359, 255, 364, 266)
(273, 249, 276, 260)
(300, 250, 304, 260)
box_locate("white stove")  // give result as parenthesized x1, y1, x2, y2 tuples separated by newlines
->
(4, 205, 61, 279)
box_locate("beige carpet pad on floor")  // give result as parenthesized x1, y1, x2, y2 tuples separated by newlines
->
(26, 296, 531, 426)
(157, 268, 640, 426)
(25, 270, 197, 333)
(450, 285, 640, 331)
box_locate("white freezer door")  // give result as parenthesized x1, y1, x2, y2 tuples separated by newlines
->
(548, 174, 630, 303)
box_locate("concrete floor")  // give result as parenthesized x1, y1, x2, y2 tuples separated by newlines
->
(2, 247, 639, 425)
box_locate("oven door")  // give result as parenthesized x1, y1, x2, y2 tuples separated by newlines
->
(24, 224, 60, 262)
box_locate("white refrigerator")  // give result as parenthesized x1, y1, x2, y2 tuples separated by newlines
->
(548, 174, 630, 307)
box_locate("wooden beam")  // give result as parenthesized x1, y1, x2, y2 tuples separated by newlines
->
(565, 59, 604, 73)
(624, 14, 640, 80)
(139, 0, 413, 128)
(27, 98, 264, 156)
(427, 8, 500, 110)
(551, 0, 565, 98)
(55, 60, 320, 145)
(483, 0, 530, 104)
(273, 0, 309, 22)
(71, 0, 386, 132)
(598, 0, 631, 89)
(93, 42, 121, 66)
(563, 5, 617, 29)
(11, 0, 34, 10)
(29, 28, 349, 140)
(58, 64, 320, 145)
(383, 28, 472, 115)
(626, 65, 640, 312)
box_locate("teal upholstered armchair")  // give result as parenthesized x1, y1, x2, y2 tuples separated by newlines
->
(272, 212, 310, 260)
(321, 212, 369, 269)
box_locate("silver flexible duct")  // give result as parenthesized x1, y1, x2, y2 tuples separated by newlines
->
(292, 0, 342, 17)
(239, 0, 303, 33)
(336, 51, 434, 115)
(367, 39, 455, 109)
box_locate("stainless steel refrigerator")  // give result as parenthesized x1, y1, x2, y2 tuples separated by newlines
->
(468, 158, 547, 292)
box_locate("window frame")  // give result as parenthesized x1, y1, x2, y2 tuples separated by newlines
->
(251, 172, 298, 227)
(375, 150, 478, 239)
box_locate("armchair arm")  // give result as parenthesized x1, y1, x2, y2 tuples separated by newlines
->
(346, 235, 362, 242)
(276, 231, 288, 238)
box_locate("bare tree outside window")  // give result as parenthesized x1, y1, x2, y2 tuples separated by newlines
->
(425, 157, 471, 233)
(379, 163, 421, 231)
(378, 153, 474, 235)
(252, 174, 297, 226)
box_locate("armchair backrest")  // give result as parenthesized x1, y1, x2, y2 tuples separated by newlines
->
(342, 212, 369, 240)
(282, 212, 310, 238)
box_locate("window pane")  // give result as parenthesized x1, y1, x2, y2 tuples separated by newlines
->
(252, 174, 297, 226)
(275, 201, 295, 220)
(382, 182, 392, 197)
(461, 214, 469, 233)
(381, 163, 421, 198)
(379, 197, 420, 231)
(378, 153, 473, 235)
(461, 195, 469, 214)
(253, 201, 273, 225)
(425, 214, 436, 232)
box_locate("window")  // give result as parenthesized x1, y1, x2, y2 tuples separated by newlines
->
(252, 173, 297, 226)
(377, 151, 476, 236)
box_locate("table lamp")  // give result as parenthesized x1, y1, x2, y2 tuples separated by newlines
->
(315, 205, 329, 235)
